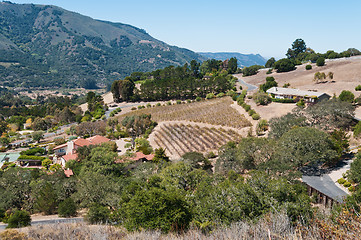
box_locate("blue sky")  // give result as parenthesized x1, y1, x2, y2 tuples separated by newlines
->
(10, 0, 361, 59)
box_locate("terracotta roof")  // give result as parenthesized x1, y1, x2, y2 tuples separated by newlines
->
(87, 135, 111, 145)
(73, 138, 91, 147)
(73, 135, 110, 147)
(53, 143, 67, 150)
(131, 152, 155, 161)
(64, 169, 74, 178)
(62, 153, 78, 162)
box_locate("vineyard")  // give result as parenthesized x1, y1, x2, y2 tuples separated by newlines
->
(118, 97, 251, 129)
(150, 122, 243, 158)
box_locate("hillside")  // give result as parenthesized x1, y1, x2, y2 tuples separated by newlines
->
(198, 52, 266, 67)
(0, 2, 204, 88)
(238, 56, 361, 96)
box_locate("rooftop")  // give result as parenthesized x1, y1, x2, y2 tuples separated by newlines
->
(266, 87, 329, 98)
(62, 153, 78, 162)
(131, 152, 155, 161)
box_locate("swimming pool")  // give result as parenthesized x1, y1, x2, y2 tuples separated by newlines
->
(0, 153, 20, 168)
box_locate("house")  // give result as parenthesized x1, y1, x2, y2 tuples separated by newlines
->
(54, 135, 111, 167)
(131, 152, 155, 162)
(266, 87, 331, 103)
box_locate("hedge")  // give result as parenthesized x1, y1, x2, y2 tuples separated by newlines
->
(18, 155, 46, 161)
(271, 98, 295, 103)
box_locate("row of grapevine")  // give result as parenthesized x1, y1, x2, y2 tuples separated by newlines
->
(152, 123, 242, 158)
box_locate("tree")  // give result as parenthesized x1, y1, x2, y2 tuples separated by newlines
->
(260, 76, 278, 92)
(288, 39, 306, 58)
(111, 79, 135, 102)
(58, 198, 77, 217)
(274, 58, 295, 73)
(0, 120, 8, 136)
(242, 65, 263, 76)
(275, 127, 339, 168)
(265, 57, 276, 68)
(316, 57, 325, 66)
(182, 152, 212, 172)
(269, 113, 307, 139)
(41, 159, 52, 170)
(190, 60, 200, 77)
(328, 72, 334, 80)
(85, 203, 111, 224)
(253, 91, 271, 105)
(34, 182, 58, 215)
(313, 72, 326, 83)
(6, 210, 31, 228)
(228, 57, 238, 74)
(31, 131, 44, 143)
(153, 148, 169, 164)
(349, 153, 361, 183)
(121, 187, 192, 233)
(339, 90, 354, 103)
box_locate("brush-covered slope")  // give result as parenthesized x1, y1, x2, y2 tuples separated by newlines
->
(0, 2, 204, 88)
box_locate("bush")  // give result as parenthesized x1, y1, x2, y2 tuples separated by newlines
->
(343, 181, 352, 188)
(167, 101, 172, 105)
(58, 198, 77, 217)
(252, 113, 260, 120)
(248, 109, 256, 116)
(274, 58, 295, 73)
(349, 186, 356, 192)
(354, 122, 361, 138)
(316, 57, 325, 66)
(85, 204, 111, 224)
(243, 104, 251, 112)
(18, 155, 46, 161)
(131, 107, 136, 111)
(253, 92, 272, 105)
(206, 93, 215, 99)
(7, 210, 31, 228)
(337, 178, 346, 184)
(305, 64, 312, 70)
(271, 98, 295, 103)
(266, 69, 272, 74)
(176, 100, 182, 104)
(339, 90, 355, 103)
(0, 229, 26, 239)
(156, 103, 161, 106)
(20, 147, 45, 156)
(196, 97, 202, 102)
(216, 92, 225, 98)
(356, 85, 361, 91)
(242, 65, 263, 76)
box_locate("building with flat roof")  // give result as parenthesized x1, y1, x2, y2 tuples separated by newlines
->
(266, 87, 331, 103)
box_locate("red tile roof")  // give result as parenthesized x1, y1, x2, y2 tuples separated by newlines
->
(73, 138, 91, 147)
(53, 143, 67, 150)
(131, 152, 155, 161)
(87, 135, 111, 145)
(64, 169, 74, 177)
(62, 153, 78, 162)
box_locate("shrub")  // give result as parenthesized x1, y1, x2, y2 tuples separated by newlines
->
(206, 93, 215, 99)
(348, 186, 356, 192)
(337, 178, 346, 184)
(226, 90, 235, 96)
(20, 147, 45, 156)
(305, 64, 312, 70)
(339, 90, 355, 103)
(187, 99, 191, 103)
(18, 155, 46, 161)
(266, 69, 272, 74)
(58, 198, 77, 217)
(354, 122, 361, 138)
(85, 203, 111, 224)
(206, 151, 216, 159)
(252, 113, 260, 120)
(243, 105, 251, 112)
(242, 65, 263, 76)
(316, 57, 325, 66)
(216, 92, 225, 98)
(196, 97, 202, 102)
(356, 85, 361, 91)
(296, 99, 305, 107)
(257, 119, 269, 134)
(156, 103, 161, 106)
(7, 210, 31, 228)
(167, 101, 172, 105)
(146, 103, 152, 108)
(248, 109, 256, 116)
(176, 100, 182, 104)
(343, 181, 351, 188)
(131, 107, 136, 110)
(271, 98, 295, 103)
(253, 92, 271, 105)
(0, 229, 26, 239)
(274, 58, 295, 73)
(232, 94, 239, 101)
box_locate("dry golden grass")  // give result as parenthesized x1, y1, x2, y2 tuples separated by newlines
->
(152, 122, 243, 158)
(117, 97, 251, 129)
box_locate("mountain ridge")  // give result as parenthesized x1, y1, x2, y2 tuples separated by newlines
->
(0, 2, 205, 88)
(198, 52, 267, 67)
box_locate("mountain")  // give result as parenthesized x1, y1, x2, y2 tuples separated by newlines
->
(0, 2, 204, 88)
(198, 52, 267, 67)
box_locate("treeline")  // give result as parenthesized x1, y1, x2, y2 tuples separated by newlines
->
(242, 39, 361, 76)
(111, 59, 237, 102)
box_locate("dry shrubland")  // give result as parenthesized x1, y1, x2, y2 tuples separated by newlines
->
(118, 97, 251, 129)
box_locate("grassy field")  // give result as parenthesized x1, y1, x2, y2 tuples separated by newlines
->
(117, 97, 251, 129)
(151, 122, 243, 158)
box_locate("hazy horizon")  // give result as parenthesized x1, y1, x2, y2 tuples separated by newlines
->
(8, 0, 361, 59)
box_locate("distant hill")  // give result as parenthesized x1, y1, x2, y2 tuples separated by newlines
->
(198, 52, 267, 67)
(0, 2, 205, 88)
